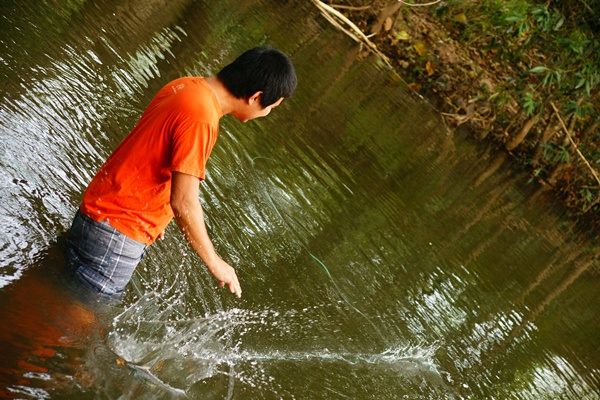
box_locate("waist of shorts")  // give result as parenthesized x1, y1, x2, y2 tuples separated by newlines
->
(78, 206, 163, 245)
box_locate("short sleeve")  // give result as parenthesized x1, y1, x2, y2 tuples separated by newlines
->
(170, 120, 218, 180)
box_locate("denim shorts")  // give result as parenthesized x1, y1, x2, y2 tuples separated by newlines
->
(66, 210, 147, 296)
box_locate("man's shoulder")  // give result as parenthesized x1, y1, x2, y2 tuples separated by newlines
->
(157, 77, 219, 123)
(158, 77, 205, 102)
(165, 76, 203, 93)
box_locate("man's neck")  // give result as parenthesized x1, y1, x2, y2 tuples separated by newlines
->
(204, 76, 237, 116)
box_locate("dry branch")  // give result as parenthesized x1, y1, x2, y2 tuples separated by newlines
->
(551, 102, 600, 187)
(312, 0, 393, 68)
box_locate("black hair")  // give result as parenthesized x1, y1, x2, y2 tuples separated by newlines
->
(217, 46, 297, 108)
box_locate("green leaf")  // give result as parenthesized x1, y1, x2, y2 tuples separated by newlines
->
(396, 30, 410, 41)
(453, 13, 467, 24)
(522, 91, 536, 116)
(506, 13, 526, 23)
(554, 17, 564, 30)
(530, 66, 549, 73)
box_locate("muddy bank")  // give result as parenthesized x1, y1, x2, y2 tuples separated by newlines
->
(316, 0, 600, 232)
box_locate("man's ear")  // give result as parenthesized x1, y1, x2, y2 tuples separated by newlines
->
(248, 91, 263, 105)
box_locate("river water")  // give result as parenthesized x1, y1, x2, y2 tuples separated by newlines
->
(0, 0, 599, 398)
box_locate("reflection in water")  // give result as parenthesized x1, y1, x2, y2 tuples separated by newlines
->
(0, 242, 99, 398)
(1, 0, 599, 398)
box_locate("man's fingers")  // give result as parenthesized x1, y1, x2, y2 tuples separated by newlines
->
(217, 279, 241, 298)
(229, 283, 242, 298)
(212, 263, 241, 298)
(227, 279, 242, 298)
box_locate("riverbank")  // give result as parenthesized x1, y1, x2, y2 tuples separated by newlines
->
(317, 0, 600, 231)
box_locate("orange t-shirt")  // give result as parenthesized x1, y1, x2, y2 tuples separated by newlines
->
(81, 77, 221, 245)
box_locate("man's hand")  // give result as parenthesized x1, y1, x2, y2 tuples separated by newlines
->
(171, 171, 242, 298)
(206, 257, 242, 298)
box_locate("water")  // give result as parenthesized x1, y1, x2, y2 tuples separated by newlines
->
(1, 0, 599, 398)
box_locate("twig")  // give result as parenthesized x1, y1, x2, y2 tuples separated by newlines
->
(312, 0, 393, 68)
(578, 0, 594, 13)
(398, 0, 442, 6)
(313, 0, 440, 69)
(329, 3, 372, 11)
(550, 101, 600, 187)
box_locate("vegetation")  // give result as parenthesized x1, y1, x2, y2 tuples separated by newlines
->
(322, 0, 600, 228)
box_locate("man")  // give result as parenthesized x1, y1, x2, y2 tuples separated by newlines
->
(66, 46, 297, 298)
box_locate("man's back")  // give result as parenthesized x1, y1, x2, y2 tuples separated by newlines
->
(81, 77, 221, 244)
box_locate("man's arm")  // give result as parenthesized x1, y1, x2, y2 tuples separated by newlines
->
(170, 171, 242, 298)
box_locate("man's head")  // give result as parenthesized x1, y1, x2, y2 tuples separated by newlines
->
(217, 46, 297, 109)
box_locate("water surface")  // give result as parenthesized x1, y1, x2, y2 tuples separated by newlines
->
(0, 0, 599, 398)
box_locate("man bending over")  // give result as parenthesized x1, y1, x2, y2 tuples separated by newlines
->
(66, 46, 297, 298)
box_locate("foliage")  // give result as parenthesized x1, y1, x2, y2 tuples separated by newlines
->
(541, 143, 570, 164)
(437, 0, 600, 111)
(429, 0, 600, 219)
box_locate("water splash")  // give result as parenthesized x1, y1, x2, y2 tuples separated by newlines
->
(107, 292, 443, 396)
